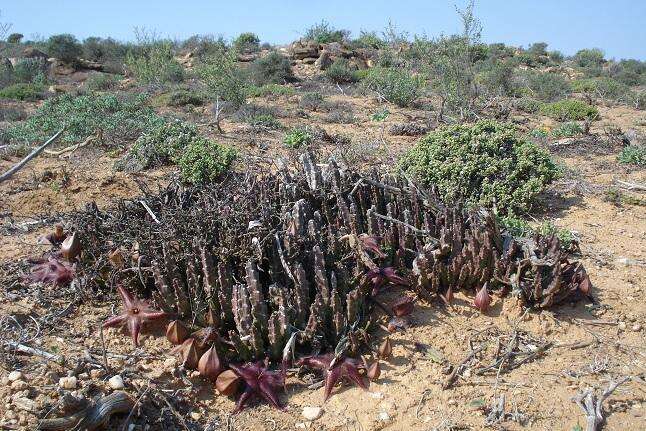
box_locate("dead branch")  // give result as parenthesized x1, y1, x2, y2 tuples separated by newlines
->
(0, 129, 65, 183)
(442, 344, 486, 389)
(573, 377, 631, 431)
(44, 134, 96, 157)
(5, 341, 62, 362)
(38, 391, 133, 431)
(615, 180, 646, 192)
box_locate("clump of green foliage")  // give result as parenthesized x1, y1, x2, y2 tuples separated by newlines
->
(246, 113, 282, 129)
(126, 40, 184, 85)
(572, 77, 630, 102)
(46, 34, 82, 64)
(151, 88, 207, 107)
(5, 93, 160, 146)
(351, 31, 386, 49)
(82, 36, 129, 64)
(400, 120, 559, 215)
(13, 58, 48, 84)
(362, 66, 423, 107)
(540, 99, 599, 121)
(573, 48, 605, 69)
(7, 33, 23, 44)
(618, 146, 646, 166)
(299, 92, 327, 111)
(304, 20, 349, 44)
(0, 82, 44, 101)
(284, 127, 313, 149)
(603, 188, 645, 207)
(233, 32, 260, 53)
(325, 58, 359, 84)
(517, 70, 571, 102)
(499, 216, 575, 245)
(177, 138, 236, 183)
(247, 84, 295, 98)
(551, 122, 583, 138)
(248, 52, 294, 85)
(84, 73, 120, 91)
(514, 96, 543, 114)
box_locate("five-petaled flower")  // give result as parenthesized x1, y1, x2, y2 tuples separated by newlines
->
(297, 353, 368, 401)
(102, 285, 168, 346)
(365, 267, 408, 296)
(229, 360, 285, 412)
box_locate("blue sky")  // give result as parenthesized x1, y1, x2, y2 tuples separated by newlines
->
(2, 1, 645, 60)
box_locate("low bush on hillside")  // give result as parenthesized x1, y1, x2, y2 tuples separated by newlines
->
(351, 31, 386, 49)
(299, 92, 327, 111)
(0, 83, 44, 101)
(4, 93, 160, 146)
(248, 52, 294, 85)
(233, 32, 260, 53)
(513, 96, 543, 113)
(245, 113, 282, 129)
(46, 34, 83, 64)
(177, 137, 236, 183)
(304, 20, 349, 44)
(125, 41, 184, 85)
(284, 126, 313, 149)
(82, 37, 129, 63)
(84, 73, 120, 91)
(400, 120, 558, 215)
(151, 88, 207, 107)
(247, 84, 295, 98)
(499, 216, 575, 245)
(516, 70, 571, 102)
(13, 58, 48, 84)
(325, 59, 359, 84)
(572, 77, 630, 102)
(540, 99, 599, 121)
(550, 122, 583, 138)
(362, 66, 423, 107)
(618, 146, 646, 167)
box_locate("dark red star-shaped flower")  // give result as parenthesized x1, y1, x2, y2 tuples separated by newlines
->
(228, 360, 285, 412)
(28, 257, 75, 286)
(102, 285, 168, 346)
(365, 267, 408, 296)
(297, 353, 368, 401)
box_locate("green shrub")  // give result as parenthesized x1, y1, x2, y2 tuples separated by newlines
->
(517, 70, 571, 101)
(84, 73, 120, 91)
(182, 35, 228, 59)
(573, 48, 605, 69)
(233, 32, 260, 53)
(551, 122, 583, 138)
(119, 119, 198, 171)
(7, 33, 23, 44)
(248, 52, 294, 85)
(400, 120, 559, 215)
(247, 84, 295, 98)
(476, 59, 515, 97)
(627, 90, 645, 110)
(325, 58, 359, 84)
(304, 20, 349, 44)
(362, 67, 423, 107)
(13, 58, 48, 84)
(540, 99, 599, 121)
(514, 97, 543, 114)
(125, 41, 184, 85)
(611, 59, 646, 86)
(299, 92, 327, 111)
(572, 77, 629, 102)
(46, 34, 82, 64)
(352, 31, 386, 49)
(246, 113, 282, 129)
(499, 216, 575, 245)
(82, 37, 129, 63)
(177, 138, 236, 183)
(618, 146, 646, 166)
(151, 88, 206, 107)
(0, 83, 44, 101)
(284, 127, 313, 149)
(5, 93, 160, 146)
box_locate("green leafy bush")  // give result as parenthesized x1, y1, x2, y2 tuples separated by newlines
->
(400, 120, 558, 215)
(233, 32, 260, 53)
(517, 70, 571, 101)
(476, 59, 515, 97)
(248, 52, 294, 85)
(84, 73, 120, 91)
(618, 146, 646, 166)
(540, 99, 599, 121)
(325, 58, 359, 84)
(82, 37, 129, 63)
(362, 67, 423, 107)
(246, 113, 282, 129)
(499, 216, 575, 245)
(572, 77, 629, 102)
(125, 41, 184, 85)
(299, 92, 326, 111)
(177, 138, 236, 183)
(46, 34, 82, 64)
(551, 122, 583, 138)
(118, 119, 198, 171)
(284, 127, 313, 149)
(151, 88, 206, 107)
(573, 48, 605, 69)
(514, 97, 543, 113)
(13, 58, 48, 84)
(0, 83, 44, 101)
(5, 93, 159, 146)
(7, 33, 23, 44)
(304, 20, 349, 44)
(352, 31, 386, 49)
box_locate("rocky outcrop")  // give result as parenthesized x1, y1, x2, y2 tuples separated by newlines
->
(289, 40, 375, 71)
(22, 47, 48, 60)
(289, 40, 320, 60)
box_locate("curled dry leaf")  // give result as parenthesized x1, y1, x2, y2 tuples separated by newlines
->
(378, 337, 392, 359)
(108, 249, 126, 269)
(198, 346, 222, 381)
(216, 370, 240, 396)
(166, 320, 189, 345)
(367, 361, 381, 380)
(391, 296, 415, 317)
(60, 232, 81, 261)
(474, 284, 491, 313)
(171, 338, 201, 369)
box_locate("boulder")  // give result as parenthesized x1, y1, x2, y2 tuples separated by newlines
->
(314, 50, 333, 70)
(22, 47, 48, 60)
(302, 57, 317, 65)
(290, 40, 319, 60)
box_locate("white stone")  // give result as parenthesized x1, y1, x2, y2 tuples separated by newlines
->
(10, 380, 28, 391)
(618, 322, 627, 331)
(302, 406, 323, 420)
(632, 324, 642, 332)
(108, 375, 125, 390)
(59, 376, 77, 389)
(12, 397, 36, 412)
(8, 372, 23, 382)
(190, 411, 201, 420)
(377, 411, 390, 422)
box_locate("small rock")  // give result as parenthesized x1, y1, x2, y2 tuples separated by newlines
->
(10, 380, 28, 391)
(8, 372, 23, 382)
(295, 422, 311, 429)
(59, 376, 77, 389)
(377, 411, 390, 422)
(190, 411, 201, 420)
(448, 399, 457, 406)
(302, 406, 323, 420)
(369, 391, 384, 399)
(89, 369, 103, 379)
(78, 373, 89, 380)
(618, 322, 627, 331)
(632, 324, 642, 332)
(12, 397, 36, 413)
(108, 375, 125, 390)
